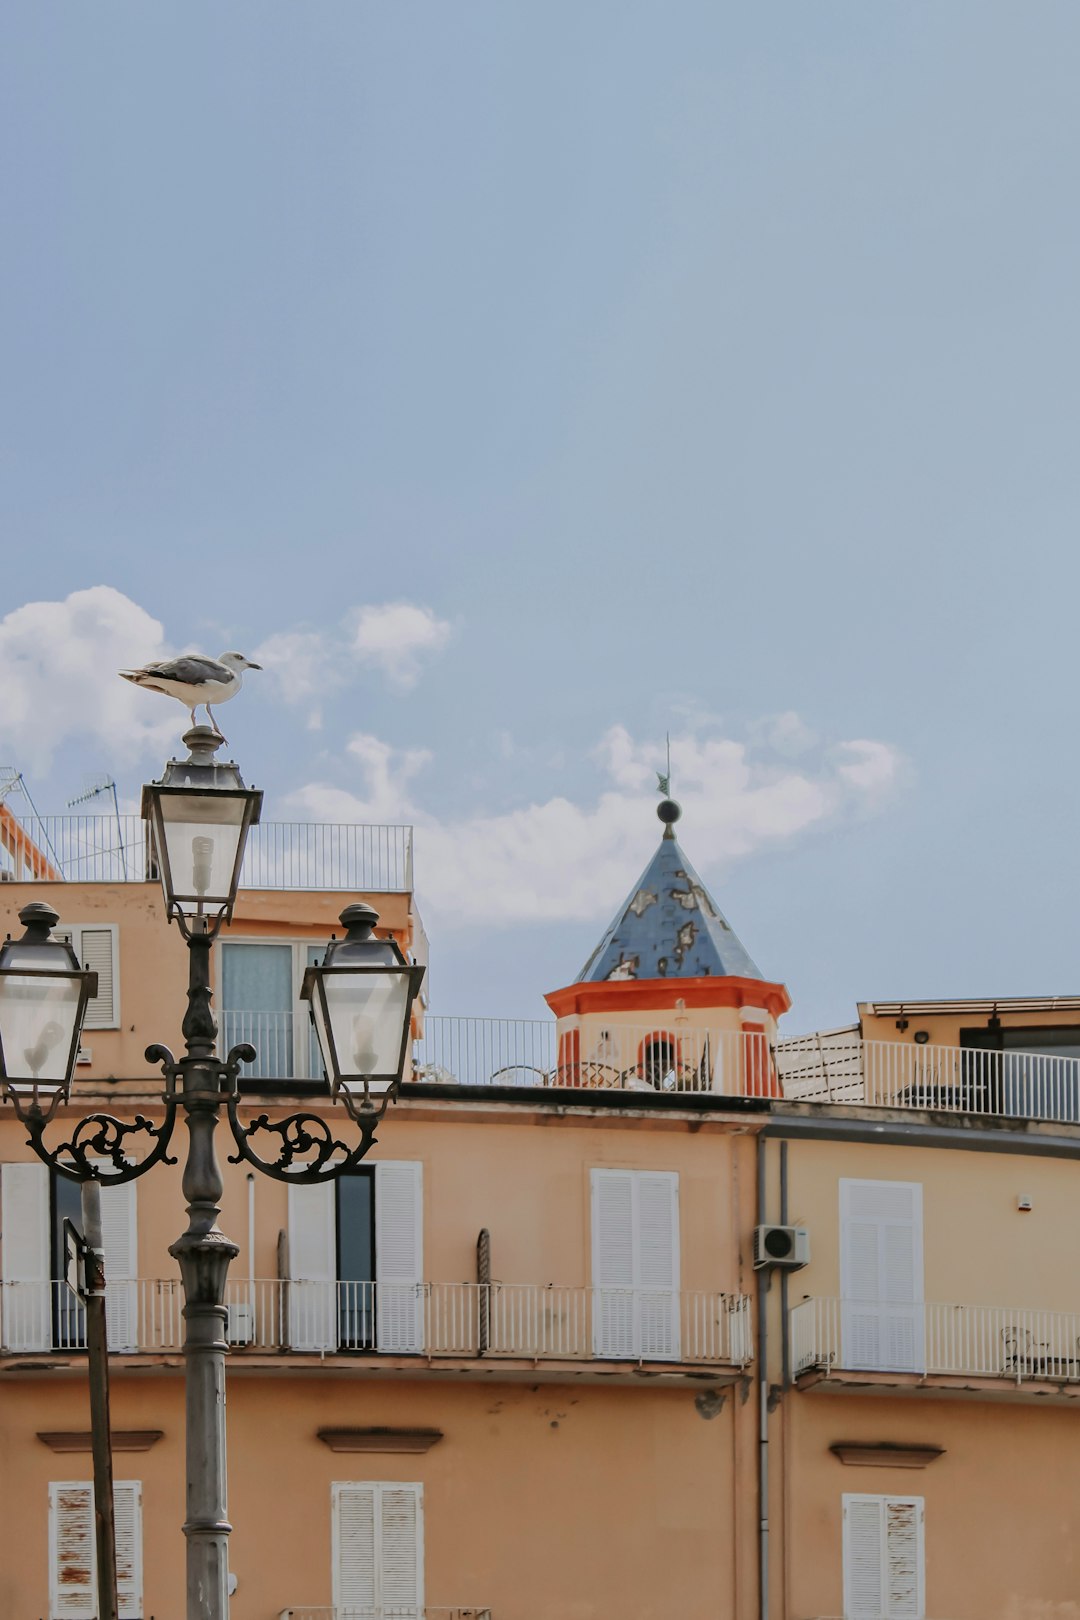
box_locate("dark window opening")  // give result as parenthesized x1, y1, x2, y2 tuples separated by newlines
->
(51, 1173, 85, 1350)
(336, 1170, 375, 1350)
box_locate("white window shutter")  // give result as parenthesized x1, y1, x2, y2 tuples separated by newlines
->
(635, 1171, 680, 1360)
(49, 1480, 143, 1620)
(840, 1180, 924, 1372)
(843, 1493, 925, 1620)
(288, 1182, 338, 1351)
(380, 1484, 424, 1615)
(885, 1498, 924, 1618)
(78, 927, 118, 1030)
(333, 1481, 423, 1618)
(375, 1161, 424, 1353)
(2, 1161, 51, 1351)
(333, 1482, 377, 1608)
(591, 1170, 636, 1357)
(49, 1481, 95, 1618)
(98, 1179, 138, 1353)
(843, 1494, 885, 1620)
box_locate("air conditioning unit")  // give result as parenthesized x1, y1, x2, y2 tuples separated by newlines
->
(226, 1302, 255, 1345)
(753, 1224, 810, 1271)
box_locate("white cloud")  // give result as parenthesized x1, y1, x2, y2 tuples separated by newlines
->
(286, 717, 904, 927)
(351, 602, 453, 690)
(253, 600, 453, 716)
(0, 586, 177, 773)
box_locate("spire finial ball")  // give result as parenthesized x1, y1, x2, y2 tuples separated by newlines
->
(657, 798, 682, 829)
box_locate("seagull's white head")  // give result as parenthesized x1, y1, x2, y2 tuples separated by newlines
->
(219, 651, 263, 672)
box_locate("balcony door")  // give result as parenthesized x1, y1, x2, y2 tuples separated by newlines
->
(332, 1481, 423, 1620)
(287, 1162, 423, 1353)
(590, 1168, 680, 1360)
(840, 1179, 924, 1373)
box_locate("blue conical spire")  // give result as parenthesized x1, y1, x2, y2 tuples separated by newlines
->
(576, 800, 763, 984)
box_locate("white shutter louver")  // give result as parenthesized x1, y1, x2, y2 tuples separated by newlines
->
(288, 1182, 338, 1350)
(2, 1161, 51, 1351)
(635, 1171, 680, 1359)
(78, 927, 118, 1030)
(333, 1481, 423, 1620)
(591, 1170, 636, 1357)
(843, 1493, 925, 1619)
(49, 1482, 94, 1618)
(49, 1480, 143, 1620)
(840, 1180, 924, 1372)
(98, 1179, 138, 1353)
(375, 1162, 423, 1353)
(380, 1485, 423, 1615)
(591, 1169, 680, 1359)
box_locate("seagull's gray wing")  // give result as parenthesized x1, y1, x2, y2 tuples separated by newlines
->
(140, 655, 233, 684)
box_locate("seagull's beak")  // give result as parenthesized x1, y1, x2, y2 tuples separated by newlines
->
(246, 661, 263, 671)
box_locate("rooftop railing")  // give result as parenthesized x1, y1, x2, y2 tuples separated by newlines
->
(0, 814, 413, 891)
(410, 1017, 1080, 1126)
(791, 1296, 1080, 1384)
(412, 1019, 777, 1096)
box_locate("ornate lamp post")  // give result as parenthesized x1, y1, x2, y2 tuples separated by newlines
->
(0, 727, 424, 1620)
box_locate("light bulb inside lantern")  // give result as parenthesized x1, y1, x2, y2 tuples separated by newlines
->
(191, 835, 214, 898)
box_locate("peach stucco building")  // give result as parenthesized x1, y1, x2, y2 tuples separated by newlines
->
(1, 795, 1080, 1618)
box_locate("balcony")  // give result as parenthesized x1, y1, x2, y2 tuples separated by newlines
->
(790, 1297, 1080, 1403)
(0, 1280, 752, 1374)
(278, 1610, 492, 1619)
(0, 813, 413, 891)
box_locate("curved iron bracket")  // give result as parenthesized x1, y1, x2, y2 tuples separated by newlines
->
(13, 1081, 180, 1186)
(224, 1089, 385, 1183)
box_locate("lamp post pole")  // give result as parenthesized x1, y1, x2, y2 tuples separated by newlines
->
(167, 919, 240, 1618)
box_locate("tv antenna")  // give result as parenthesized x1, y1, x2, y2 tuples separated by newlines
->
(67, 776, 128, 879)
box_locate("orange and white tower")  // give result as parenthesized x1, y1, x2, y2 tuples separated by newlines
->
(544, 796, 790, 1094)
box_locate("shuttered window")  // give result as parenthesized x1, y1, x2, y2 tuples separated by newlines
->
(48, 1480, 142, 1619)
(843, 1493, 924, 1619)
(287, 1164, 424, 1354)
(375, 1162, 424, 1353)
(333, 1481, 423, 1618)
(591, 1169, 680, 1359)
(1, 1161, 50, 1351)
(55, 926, 119, 1030)
(840, 1180, 924, 1373)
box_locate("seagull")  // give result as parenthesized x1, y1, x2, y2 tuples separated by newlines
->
(119, 651, 262, 741)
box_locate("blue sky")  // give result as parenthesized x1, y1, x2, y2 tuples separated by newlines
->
(2, 4, 1078, 1031)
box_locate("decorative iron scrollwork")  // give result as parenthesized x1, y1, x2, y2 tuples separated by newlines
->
(225, 1095, 382, 1183)
(19, 1098, 179, 1186)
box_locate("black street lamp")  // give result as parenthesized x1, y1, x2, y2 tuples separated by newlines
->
(0, 726, 423, 1620)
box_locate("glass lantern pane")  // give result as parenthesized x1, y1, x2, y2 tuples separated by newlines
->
(324, 971, 410, 1090)
(159, 794, 245, 911)
(0, 961, 80, 1084)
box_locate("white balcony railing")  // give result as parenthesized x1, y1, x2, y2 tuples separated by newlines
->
(0, 1280, 751, 1366)
(412, 1019, 777, 1096)
(791, 1297, 1080, 1384)
(775, 1032, 1080, 1124)
(278, 1609, 492, 1619)
(0, 815, 413, 891)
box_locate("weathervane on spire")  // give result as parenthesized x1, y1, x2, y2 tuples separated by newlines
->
(656, 732, 682, 838)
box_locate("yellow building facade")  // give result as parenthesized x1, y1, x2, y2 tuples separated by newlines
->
(1, 796, 1079, 1618)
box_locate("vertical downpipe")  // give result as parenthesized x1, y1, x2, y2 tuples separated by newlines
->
(778, 1141, 790, 1620)
(756, 1135, 769, 1620)
(780, 1142, 790, 1389)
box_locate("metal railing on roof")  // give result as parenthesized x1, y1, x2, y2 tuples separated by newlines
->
(0, 814, 413, 892)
